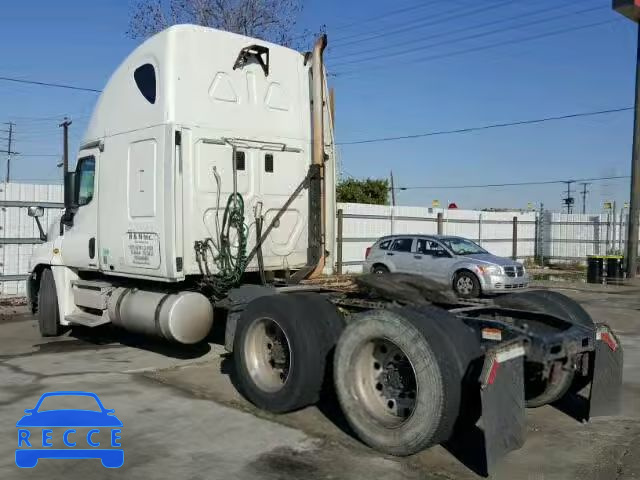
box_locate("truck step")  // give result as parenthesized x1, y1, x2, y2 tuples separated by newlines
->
(72, 280, 115, 310)
(65, 311, 111, 328)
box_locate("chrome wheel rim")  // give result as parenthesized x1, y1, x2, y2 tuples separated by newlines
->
(244, 317, 291, 393)
(456, 276, 474, 295)
(352, 338, 417, 427)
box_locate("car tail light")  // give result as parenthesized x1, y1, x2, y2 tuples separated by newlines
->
(365, 246, 372, 258)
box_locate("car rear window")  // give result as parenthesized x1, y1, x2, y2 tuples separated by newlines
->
(378, 240, 391, 250)
(391, 238, 413, 252)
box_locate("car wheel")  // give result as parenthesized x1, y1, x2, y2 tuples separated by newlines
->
(371, 264, 389, 275)
(37, 269, 61, 337)
(453, 271, 480, 298)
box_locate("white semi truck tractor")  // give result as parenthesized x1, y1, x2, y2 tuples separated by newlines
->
(26, 25, 623, 472)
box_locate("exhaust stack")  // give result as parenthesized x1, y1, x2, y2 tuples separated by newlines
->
(308, 34, 328, 278)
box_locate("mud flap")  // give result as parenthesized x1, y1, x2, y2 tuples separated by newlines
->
(588, 324, 623, 418)
(480, 341, 526, 473)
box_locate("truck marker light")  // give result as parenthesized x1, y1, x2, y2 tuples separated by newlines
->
(487, 360, 499, 385)
(482, 343, 525, 388)
(495, 345, 525, 363)
(482, 328, 502, 341)
(596, 327, 618, 352)
(53, 248, 59, 255)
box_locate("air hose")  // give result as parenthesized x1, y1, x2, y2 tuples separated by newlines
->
(195, 191, 248, 300)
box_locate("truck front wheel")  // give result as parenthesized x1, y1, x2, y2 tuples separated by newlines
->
(233, 294, 343, 413)
(37, 269, 61, 337)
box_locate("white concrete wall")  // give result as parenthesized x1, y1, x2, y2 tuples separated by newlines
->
(542, 212, 638, 262)
(0, 183, 63, 295)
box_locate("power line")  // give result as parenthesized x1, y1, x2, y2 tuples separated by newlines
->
(338, 106, 633, 146)
(330, 5, 605, 68)
(14, 154, 60, 158)
(332, 1, 511, 49)
(0, 76, 101, 93)
(329, 1, 443, 39)
(330, 2, 586, 62)
(290, 1, 441, 41)
(395, 175, 630, 191)
(334, 18, 620, 77)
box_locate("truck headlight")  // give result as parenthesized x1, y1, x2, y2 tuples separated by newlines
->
(477, 265, 502, 275)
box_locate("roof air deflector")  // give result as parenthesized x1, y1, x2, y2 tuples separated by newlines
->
(233, 45, 270, 76)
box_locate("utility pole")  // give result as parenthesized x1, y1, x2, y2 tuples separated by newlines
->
(613, 1, 640, 277)
(1, 122, 17, 183)
(579, 182, 590, 214)
(59, 117, 72, 176)
(562, 181, 575, 214)
(390, 170, 396, 206)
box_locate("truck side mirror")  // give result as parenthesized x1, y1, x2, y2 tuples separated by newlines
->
(62, 171, 78, 229)
(64, 171, 77, 209)
(27, 206, 47, 241)
(27, 206, 44, 218)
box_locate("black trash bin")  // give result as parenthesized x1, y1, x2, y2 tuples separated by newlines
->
(587, 255, 605, 284)
(606, 255, 624, 284)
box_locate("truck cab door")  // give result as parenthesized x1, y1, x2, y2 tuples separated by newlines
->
(60, 152, 99, 270)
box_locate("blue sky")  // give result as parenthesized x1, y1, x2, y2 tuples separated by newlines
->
(0, 0, 637, 212)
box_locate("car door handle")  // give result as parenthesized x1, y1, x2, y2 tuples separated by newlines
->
(414, 255, 422, 259)
(386, 252, 394, 256)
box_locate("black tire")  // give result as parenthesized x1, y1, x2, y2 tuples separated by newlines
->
(371, 264, 389, 274)
(37, 269, 61, 337)
(334, 306, 481, 456)
(233, 294, 342, 413)
(453, 270, 480, 298)
(493, 290, 594, 407)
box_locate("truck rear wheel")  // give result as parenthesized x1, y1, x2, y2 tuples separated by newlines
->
(233, 294, 343, 413)
(334, 307, 473, 456)
(494, 290, 594, 407)
(37, 269, 61, 337)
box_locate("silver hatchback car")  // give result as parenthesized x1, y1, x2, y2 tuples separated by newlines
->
(362, 234, 529, 298)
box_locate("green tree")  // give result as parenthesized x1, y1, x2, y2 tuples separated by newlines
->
(336, 178, 389, 205)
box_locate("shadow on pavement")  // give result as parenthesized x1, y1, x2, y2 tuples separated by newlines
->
(219, 352, 358, 441)
(68, 325, 211, 360)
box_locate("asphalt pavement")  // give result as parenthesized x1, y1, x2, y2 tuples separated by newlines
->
(0, 284, 639, 479)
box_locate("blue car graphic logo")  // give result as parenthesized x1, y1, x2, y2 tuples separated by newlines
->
(15, 391, 123, 468)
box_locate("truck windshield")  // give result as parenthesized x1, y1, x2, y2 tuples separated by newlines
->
(440, 238, 488, 255)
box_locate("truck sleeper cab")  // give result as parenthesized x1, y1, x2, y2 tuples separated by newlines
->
(26, 25, 335, 342)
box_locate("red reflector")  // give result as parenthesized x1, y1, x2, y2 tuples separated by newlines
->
(601, 332, 618, 352)
(487, 359, 500, 385)
(365, 247, 372, 258)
